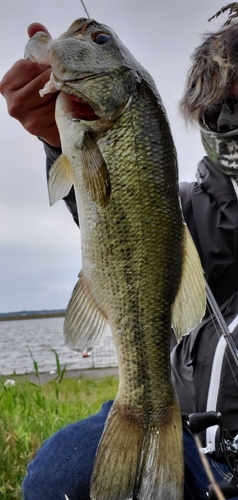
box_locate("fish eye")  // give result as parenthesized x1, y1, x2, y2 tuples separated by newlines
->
(94, 33, 110, 45)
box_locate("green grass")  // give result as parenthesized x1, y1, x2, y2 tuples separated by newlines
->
(0, 353, 118, 499)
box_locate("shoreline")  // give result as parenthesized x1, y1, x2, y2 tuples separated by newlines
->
(0, 312, 65, 322)
(2, 366, 119, 384)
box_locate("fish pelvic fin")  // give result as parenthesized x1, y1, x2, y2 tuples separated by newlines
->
(90, 397, 184, 500)
(81, 131, 111, 208)
(172, 224, 206, 341)
(48, 153, 73, 205)
(64, 270, 107, 353)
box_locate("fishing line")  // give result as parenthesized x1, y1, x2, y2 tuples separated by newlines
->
(80, 0, 90, 18)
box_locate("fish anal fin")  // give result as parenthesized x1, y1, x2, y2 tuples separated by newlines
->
(48, 153, 73, 206)
(64, 270, 107, 353)
(90, 396, 184, 500)
(81, 132, 111, 207)
(172, 224, 206, 341)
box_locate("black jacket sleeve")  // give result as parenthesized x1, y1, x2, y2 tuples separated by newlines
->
(180, 158, 238, 306)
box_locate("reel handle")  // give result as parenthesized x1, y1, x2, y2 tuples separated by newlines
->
(189, 411, 221, 434)
(207, 481, 238, 499)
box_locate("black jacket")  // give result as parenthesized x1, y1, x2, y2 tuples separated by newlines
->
(172, 157, 238, 454)
(44, 142, 238, 453)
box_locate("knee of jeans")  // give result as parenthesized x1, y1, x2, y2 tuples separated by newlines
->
(21, 446, 57, 499)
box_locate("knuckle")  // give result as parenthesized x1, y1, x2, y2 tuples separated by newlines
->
(7, 96, 22, 119)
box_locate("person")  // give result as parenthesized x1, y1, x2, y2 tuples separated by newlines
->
(1, 16, 238, 500)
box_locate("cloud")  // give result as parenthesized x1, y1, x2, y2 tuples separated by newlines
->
(0, 0, 225, 311)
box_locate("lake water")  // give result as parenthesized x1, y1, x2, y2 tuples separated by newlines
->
(0, 317, 118, 376)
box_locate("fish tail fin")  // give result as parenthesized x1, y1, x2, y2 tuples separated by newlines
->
(137, 397, 184, 500)
(90, 400, 144, 500)
(90, 396, 184, 500)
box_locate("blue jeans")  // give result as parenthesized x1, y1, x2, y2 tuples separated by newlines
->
(22, 401, 237, 500)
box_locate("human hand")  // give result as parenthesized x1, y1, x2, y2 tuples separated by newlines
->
(0, 23, 61, 147)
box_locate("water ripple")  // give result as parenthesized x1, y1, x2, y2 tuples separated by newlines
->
(0, 317, 118, 375)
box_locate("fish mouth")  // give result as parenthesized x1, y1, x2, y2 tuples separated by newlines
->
(65, 93, 100, 121)
(40, 75, 101, 121)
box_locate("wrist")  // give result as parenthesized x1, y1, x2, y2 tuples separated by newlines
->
(38, 136, 62, 153)
(38, 133, 61, 148)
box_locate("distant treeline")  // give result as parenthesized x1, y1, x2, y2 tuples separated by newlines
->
(0, 310, 66, 321)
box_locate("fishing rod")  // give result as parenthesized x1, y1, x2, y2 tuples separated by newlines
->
(186, 279, 238, 498)
(205, 280, 238, 367)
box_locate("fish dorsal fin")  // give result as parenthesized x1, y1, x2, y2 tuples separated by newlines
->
(172, 224, 206, 341)
(48, 153, 73, 206)
(64, 270, 108, 354)
(81, 131, 111, 207)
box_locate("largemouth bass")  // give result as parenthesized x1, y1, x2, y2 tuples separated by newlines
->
(26, 19, 206, 500)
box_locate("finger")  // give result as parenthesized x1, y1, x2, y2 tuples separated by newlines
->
(27, 23, 52, 39)
(1, 60, 51, 94)
(9, 72, 56, 121)
(22, 74, 57, 110)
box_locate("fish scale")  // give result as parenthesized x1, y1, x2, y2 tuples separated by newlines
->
(73, 94, 184, 497)
(26, 17, 206, 499)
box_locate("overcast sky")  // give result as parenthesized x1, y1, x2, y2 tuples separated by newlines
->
(0, 0, 226, 313)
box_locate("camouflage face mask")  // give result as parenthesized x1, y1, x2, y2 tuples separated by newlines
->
(200, 99, 238, 175)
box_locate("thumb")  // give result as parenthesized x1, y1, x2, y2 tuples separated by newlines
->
(27, 23, 52, 39)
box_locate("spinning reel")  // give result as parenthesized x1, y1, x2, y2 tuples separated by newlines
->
(185, 281, 238, 498)
(187, 410, 238, 499)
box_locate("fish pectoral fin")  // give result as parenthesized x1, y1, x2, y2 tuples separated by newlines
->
(90, 396, 184, 500)
(48, 153, 73, 206)
(64, 270, 108, 353)
(80, 131, 111, 207)
(172, 224, 206, 341)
